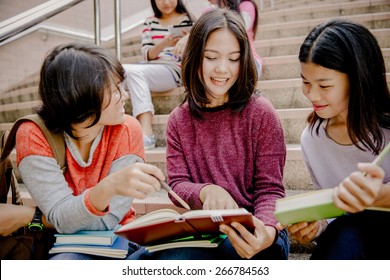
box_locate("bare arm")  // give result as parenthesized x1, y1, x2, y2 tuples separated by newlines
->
(0, 204, 53, 236)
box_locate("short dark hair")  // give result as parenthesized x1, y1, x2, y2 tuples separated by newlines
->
(181, 8, 257, 119)
(150, 0, 194, 21)
(299, 19, 390, 154)
(37, 42, 125, 138)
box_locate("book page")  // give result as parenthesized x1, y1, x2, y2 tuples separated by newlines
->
(181, 208, 249, 219)
(117, 208, 180, 230)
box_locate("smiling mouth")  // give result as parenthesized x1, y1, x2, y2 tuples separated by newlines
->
(313, 104, 327, 111)
(211, 77, 229, 84)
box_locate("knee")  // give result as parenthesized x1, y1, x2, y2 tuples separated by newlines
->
(123, 64, 145, 81)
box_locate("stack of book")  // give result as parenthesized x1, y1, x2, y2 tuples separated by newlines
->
(50, 208, 255, 256)
(49, 226, 129, 259)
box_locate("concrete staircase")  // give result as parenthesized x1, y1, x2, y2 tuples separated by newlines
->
(1, 0, 389, 260)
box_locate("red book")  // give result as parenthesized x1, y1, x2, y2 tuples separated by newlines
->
(115, 208, 254, 245)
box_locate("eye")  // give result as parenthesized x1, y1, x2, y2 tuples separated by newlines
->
(319, 85, 332, 89)
(205, 56, 217, 60)
(229, 58, 240, 62)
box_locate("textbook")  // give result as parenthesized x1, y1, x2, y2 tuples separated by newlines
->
(274, 188, 390, 225)
(115, 208, 254, 245)
(49, 236, 129, 259)
(275, 143, 390, 225)
(54, 226, 120, 246)
(144, 234, 227, 253)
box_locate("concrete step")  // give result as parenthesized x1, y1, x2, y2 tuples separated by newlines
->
(116, 0, 390, 52)
(120, 31, 390, 63)
(257, 28, 390, 57)
(262, 0, 360, 11)
(258, 11, 390, 40)
(2, 72, 390, 123)
(259, 0, 390, 24)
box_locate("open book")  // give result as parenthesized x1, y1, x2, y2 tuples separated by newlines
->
(115, 208, 254, 245)
(49, 236, 129, 259)
(274, 188, 390, 225)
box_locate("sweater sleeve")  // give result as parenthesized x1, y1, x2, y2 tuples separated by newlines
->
(141, 17, 154, 61)
(166, 108, 209, 209)
(252, 99, 286, 226)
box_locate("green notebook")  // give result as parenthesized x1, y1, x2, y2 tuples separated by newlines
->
(274, 188, 346, 225)
(275, 143, 390, 225)
(275, 188, 390, 225)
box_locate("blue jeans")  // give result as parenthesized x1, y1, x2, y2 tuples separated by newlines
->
(128, 229, 289, 260)
(311, 210, 390, 260)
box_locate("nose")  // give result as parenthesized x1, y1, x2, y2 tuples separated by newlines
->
(304, 85, 321, 102)
(120, 86, 129, 101)
(215, 59, 228, 73)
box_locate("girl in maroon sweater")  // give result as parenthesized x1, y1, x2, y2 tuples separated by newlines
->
(130, 8, 289, 260)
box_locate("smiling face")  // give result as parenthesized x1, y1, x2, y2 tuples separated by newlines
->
(301, 62, 350, 122)
(201, 28, 241, 107)
(98, 77, 128, 126)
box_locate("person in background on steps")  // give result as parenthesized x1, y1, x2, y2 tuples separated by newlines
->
(283, 19, 390, 259)
(174, 0, 262, 79)
(130, 9, 289, 260)
(15, 42, 166, 260)
(122, 0, 194, 150)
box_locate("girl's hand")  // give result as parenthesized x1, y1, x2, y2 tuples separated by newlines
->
(107, 162, 165, 199)
(334, 162, 385, 213)
(172, 33, 189, 57)
(219, 217, 275, 259)
(162, 35, 181, 48)
(200, 184, 239, 210)
(287, 220, 327, 244)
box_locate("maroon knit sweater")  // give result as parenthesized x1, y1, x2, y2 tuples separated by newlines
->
(166, 95, 286, 226)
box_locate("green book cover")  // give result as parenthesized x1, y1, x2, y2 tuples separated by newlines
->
(274, 189, 346, 225)
(275, 143, 390, 225)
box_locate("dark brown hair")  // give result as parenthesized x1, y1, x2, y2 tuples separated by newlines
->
(181, 8, 257, 119)
(37, 42, 125, 138)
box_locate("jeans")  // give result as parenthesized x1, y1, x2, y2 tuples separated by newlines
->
(311, 210, 390, 260)
(128, 229, 289, 260)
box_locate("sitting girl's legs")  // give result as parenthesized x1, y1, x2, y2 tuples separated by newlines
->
(122, 63, 178, 149)
(311, 211, 390, 260)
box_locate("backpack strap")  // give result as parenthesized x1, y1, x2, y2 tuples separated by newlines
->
(0, 114, 66, 170)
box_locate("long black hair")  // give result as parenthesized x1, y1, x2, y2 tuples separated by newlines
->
(299, 19, 390, 154)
